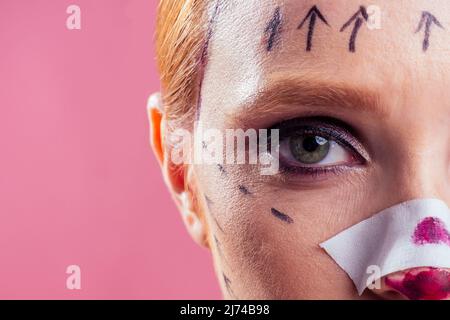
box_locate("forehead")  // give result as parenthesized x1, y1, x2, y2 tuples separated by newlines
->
(200, 0, 450, 120)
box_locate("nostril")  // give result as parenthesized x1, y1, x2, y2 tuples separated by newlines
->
(382, 267, 450, 300)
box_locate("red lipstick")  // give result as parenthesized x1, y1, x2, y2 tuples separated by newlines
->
(385, 267, 450, 300)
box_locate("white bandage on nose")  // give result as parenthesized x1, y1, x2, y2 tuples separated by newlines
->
(319, 198, 450, 295)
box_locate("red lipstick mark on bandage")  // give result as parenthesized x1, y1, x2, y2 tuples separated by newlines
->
(412, 217, 450, 246)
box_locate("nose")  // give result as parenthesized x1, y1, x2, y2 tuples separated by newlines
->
(372, 267, 450, 300)
(364, 120, 450, 300)
(381, 129, 450, 204)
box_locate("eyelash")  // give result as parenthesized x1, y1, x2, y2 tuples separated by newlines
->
(268, 117, 368, 178)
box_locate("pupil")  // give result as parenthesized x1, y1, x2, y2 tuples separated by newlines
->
(289, 134, 331, 164)
(303, 136, 321, 152)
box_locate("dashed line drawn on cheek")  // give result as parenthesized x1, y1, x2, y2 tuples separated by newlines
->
(205, 194, 214, 208)
(205, 198, 225, 233)
(214, 235, 229, 266)
(205, 194, 225, 233)
(270, 208, 294, 224)
(217, 164, 227, 175)
(213, 215, 225, 233)
(264, 6, 283, 52)
(238, 185, 252, 196)
(223, 273, 237, 299)
(340, 6, 368, 52)
(214, 235, 222, 253)
(415, 11, 444, 52)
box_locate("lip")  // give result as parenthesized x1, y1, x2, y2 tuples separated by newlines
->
(384, 267, 450, 300)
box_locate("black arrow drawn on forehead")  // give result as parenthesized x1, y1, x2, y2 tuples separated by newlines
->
(298, 5, 330, 51)
(415, 11, 444, 52)
(340, 6, 368, 52)
(264, 6, 283, 52)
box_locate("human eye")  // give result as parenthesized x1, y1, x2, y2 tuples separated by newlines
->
(272, 117, 368, 178)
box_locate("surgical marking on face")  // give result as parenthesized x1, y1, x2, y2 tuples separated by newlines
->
(213, 215, 225, 233)
(415, 11, 444, 52)
(340, 6, 368, 52)
(238, 185, 252, 195)
(196, 0, 222, 120)
(201, 0, 222, 64)
(264, 6, 283, 52)
(298, 5, 330, 51)
(214, 216, 225, 233)
(214, 235, 228, 266)
(217, 164, 227, 175)
(271, 208, 294, 224)
(214, 235, 222, 253)
(223, 273, 236, 298)
(205, 194, 214, 208)
(205, 194, 225, 233)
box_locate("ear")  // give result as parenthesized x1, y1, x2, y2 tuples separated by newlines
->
(147, 93, 210, 248)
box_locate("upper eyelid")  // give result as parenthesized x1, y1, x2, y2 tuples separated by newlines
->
(273, 118, 371, 161)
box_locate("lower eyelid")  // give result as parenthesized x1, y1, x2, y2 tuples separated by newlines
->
(277, 164, 355, 182)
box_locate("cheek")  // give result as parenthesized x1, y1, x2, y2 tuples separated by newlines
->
(198, 168, 359, 298)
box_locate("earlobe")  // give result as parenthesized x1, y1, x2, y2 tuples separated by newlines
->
(179, 189, 209, 248)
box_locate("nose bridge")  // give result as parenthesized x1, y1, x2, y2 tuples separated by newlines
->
(391, 138, 448, 203)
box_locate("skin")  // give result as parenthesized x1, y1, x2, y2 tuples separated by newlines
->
(149, 0, 450, 299)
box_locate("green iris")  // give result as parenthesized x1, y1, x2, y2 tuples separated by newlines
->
(289, 134, 330, 164)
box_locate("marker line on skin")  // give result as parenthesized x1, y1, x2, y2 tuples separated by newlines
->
(264, 6, 283, 52)
(415, 11, 444, 52)
(214, 235, 229, 267)
(205, 194, 214, 207)
(223, 273, 237, 298)
(200, 0, 222, 65)
(271, 208, 294, 224)
(340, 6, 368, 52)
(298, 5, 330, 51)
(213, 215, 225, 233)
(205, 194, 225, 233)
(238, 185, 252, 195)
(217, 164, 227, 175)
(214, 235, 222, 253)
(195, 0, 222, 120)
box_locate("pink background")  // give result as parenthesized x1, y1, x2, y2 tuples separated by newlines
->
(0, 0, 220, 299)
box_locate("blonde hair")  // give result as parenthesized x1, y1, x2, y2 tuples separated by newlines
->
(156, 0, 211, 127)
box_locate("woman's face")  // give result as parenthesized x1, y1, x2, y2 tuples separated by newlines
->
(153, 0, 450, 299)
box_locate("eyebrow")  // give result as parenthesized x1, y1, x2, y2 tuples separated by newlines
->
(229, 76, 388, 127)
